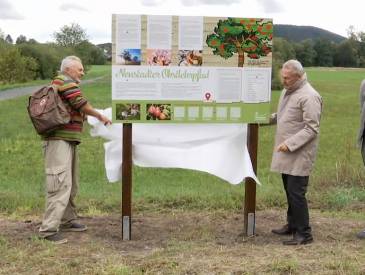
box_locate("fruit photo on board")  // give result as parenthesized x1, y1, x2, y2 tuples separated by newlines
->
(116, 103, 141, 120)
(178, 50, 203, 66)
(146, 104, 171, 120)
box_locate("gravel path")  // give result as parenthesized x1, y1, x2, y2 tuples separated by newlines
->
(0, 77, 105, 101)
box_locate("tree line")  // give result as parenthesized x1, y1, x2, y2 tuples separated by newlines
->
(272, 27, 365, 88)
(1, 23, 365, 87)
(0, 23, 107, 84)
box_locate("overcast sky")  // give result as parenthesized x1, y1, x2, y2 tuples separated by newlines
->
(0, 0, 363, 44)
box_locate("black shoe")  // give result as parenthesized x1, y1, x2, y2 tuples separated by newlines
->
(271, 224, 295, 235)
(357, 229, 365, 239)
(282, 234, 313, 245)
(60, 222, 87, 232)
(43, 233, 68, 245)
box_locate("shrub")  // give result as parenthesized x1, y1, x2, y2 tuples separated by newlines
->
(0, 45, 38, 83)
(17, 43, 72, 80)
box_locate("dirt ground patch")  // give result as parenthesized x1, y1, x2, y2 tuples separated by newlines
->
(1, 209, 365, 274)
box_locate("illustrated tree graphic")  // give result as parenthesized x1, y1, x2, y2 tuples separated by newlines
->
(206, 18, 273, 67)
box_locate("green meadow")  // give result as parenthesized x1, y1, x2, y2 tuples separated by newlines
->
(1, 66, 365, 215)
(2, 66, 365, 274)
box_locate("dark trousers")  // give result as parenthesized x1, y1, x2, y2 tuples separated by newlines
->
(282, 174, 312, 238)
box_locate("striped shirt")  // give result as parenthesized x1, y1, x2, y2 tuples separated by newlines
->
(42, 74, 88, 143)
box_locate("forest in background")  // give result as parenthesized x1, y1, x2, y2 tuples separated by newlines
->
(1, 23, 365, 90)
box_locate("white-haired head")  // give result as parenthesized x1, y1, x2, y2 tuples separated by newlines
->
(282, 59, 305, 77)
(60, 56, 84, 83)
(60, 56, 82, 73)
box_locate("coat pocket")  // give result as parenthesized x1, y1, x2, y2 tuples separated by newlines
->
(45, 166, 67, 193)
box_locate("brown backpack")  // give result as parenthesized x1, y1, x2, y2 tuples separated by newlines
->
(27, 85, 70, 135)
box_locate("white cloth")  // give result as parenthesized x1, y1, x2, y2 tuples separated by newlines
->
(88, 108, 259, 185)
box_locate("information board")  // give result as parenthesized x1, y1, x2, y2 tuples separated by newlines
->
(112, 15, 273, 123)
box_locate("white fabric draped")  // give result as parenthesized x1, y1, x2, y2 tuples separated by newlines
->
(88, 108, 259, 185)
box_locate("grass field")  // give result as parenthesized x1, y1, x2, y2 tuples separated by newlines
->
(1, 65, 365, 274)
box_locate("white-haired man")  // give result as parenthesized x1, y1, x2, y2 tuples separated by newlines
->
(39, 56, 111, 244)
(270, 59, 322, 245)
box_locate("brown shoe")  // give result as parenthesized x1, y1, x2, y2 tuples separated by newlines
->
(271, 224, 295, 235)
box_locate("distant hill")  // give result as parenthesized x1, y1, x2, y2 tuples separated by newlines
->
(274, 24, 346, 43)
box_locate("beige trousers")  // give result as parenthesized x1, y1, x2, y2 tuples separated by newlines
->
(39, 140, 79, 237)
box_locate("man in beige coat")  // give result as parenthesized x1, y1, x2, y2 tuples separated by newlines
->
(270, 60, 322, 245)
